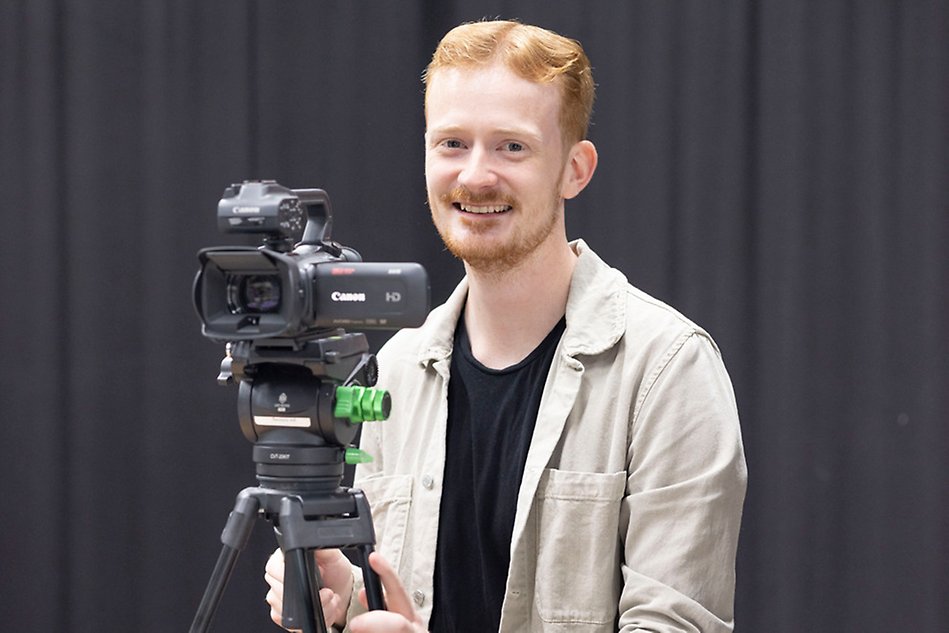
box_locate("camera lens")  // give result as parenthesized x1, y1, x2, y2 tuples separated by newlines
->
(227, 274, 281, 313)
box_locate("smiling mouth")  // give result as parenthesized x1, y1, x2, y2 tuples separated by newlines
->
(454, 202, 513, 214)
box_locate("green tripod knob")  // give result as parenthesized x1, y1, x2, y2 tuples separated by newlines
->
(345, 447, 374, 465)
(334, 385, 391, 423)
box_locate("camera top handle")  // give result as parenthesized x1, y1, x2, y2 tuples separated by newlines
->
(293, 188, 333, 247)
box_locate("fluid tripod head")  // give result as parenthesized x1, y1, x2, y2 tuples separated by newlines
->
(219, 333, 389, 491)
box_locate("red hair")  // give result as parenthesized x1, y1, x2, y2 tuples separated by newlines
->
(424, 20, 595, 145)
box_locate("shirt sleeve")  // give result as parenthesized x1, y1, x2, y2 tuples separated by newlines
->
(619, 331, 747, 632)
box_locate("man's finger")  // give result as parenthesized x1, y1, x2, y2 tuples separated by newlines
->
(366, 552, 422, 623)
(265, 548, 285, 581)
(349, 609, 419, 632)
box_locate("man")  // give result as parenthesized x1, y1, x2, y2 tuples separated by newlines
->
(266, 20, 746, 632)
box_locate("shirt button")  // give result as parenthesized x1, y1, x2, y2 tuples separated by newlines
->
(413, 590, 425, 606)
(422, 475, 434, 489)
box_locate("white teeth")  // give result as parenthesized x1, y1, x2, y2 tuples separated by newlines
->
(459, 204, 511, 214)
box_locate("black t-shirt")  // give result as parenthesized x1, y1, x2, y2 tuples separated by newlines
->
(428, 315, 566, 632)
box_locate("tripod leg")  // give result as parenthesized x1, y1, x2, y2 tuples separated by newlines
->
(305, 552, 329, 631)
(354, 544, 386, 611)
(282, 547, 328, 633)
(190, 490, 260, 633)
(190, 545, 241, 633)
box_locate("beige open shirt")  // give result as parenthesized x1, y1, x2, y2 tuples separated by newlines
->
(344, 240, 747, 632)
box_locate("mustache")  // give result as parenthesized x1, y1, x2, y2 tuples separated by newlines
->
(440, 186, 517, 207)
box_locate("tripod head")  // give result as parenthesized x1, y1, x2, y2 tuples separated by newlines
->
(218, 332, 389, 494)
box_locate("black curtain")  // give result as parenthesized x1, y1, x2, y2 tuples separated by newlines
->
(1, 2, 946, 631)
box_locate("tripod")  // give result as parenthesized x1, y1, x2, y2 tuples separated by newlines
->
(190, 335, 389, 632)
(189, 471, 385, 632)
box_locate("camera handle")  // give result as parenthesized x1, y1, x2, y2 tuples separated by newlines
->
(189, 486, 385, 633)
(294, 188, 333, 247)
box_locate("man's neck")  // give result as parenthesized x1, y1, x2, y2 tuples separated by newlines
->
(462, 239, 577, 370)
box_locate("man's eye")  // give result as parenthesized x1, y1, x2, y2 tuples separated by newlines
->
(442, 139, 464, 149)
(503, 142, 525, 152)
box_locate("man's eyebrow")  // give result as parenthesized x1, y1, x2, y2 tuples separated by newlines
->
(426, 124, 544, 143)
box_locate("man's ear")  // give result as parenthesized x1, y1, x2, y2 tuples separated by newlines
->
(561, 140, 598, 200)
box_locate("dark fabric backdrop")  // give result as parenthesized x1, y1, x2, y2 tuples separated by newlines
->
(1, 1, 946, 631)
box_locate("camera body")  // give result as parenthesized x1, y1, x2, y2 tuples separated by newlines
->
(193, 181, 429, 343)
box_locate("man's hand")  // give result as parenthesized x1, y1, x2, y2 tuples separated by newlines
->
(348, 552, 427, 633)
(264, 547, 354, 630)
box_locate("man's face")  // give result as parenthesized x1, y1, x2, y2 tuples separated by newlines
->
(424, 63, 570, 274)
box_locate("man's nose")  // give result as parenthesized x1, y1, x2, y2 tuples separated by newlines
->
(458, 146, 498, 190)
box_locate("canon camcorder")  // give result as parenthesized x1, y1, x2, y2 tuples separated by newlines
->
(193, 180, 429, 344)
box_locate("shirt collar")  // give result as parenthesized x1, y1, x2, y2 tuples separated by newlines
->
(416, 239, 628, 366)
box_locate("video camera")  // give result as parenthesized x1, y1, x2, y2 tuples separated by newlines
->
(194, 180, 429, 342)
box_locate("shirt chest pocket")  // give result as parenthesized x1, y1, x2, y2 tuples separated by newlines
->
(531, 468, 627, 628)
(358, 474, 414, 574)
